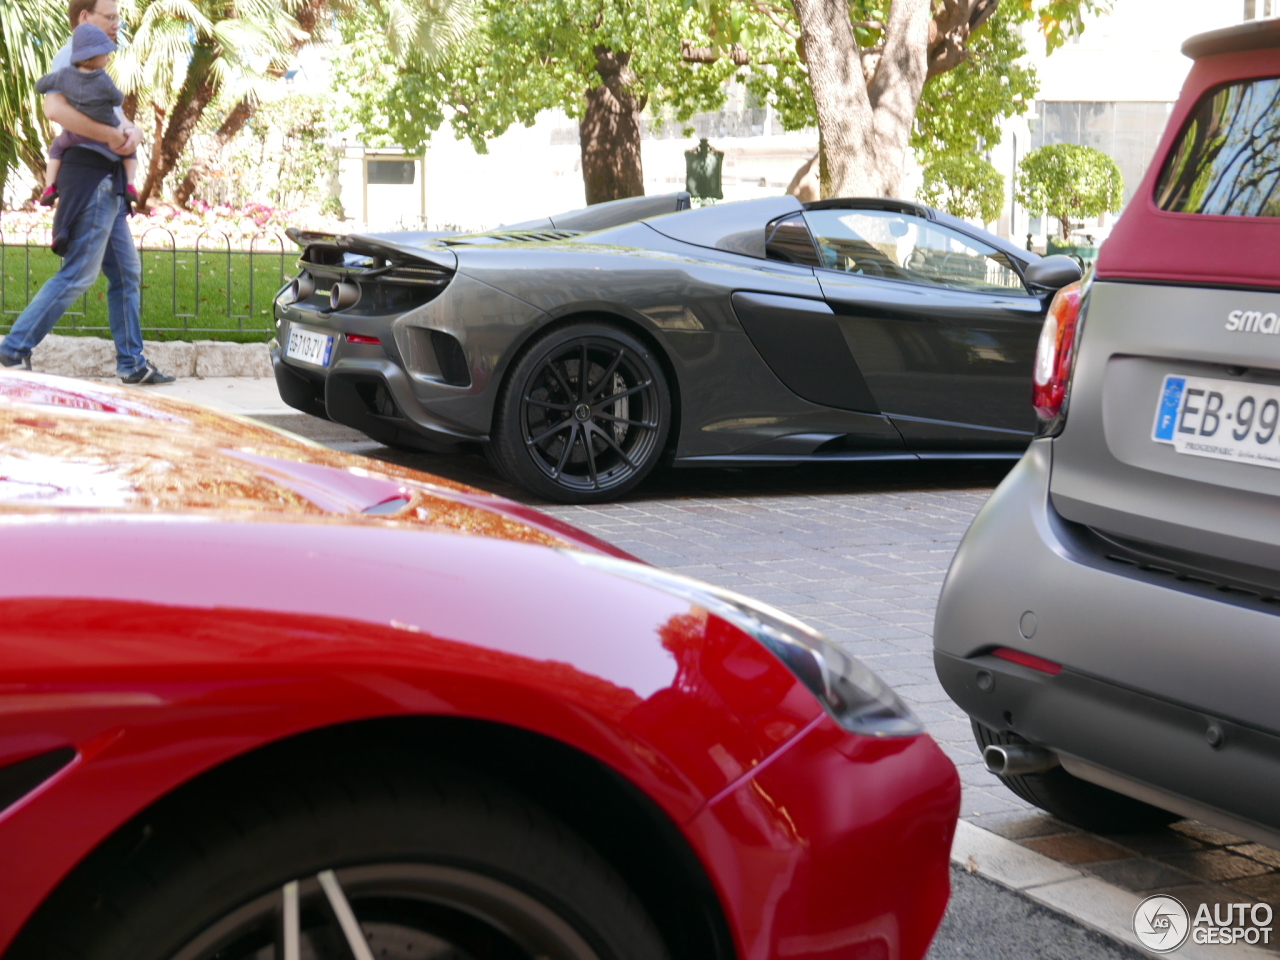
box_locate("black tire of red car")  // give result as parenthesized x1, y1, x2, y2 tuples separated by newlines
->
(488, 322, 672, 504)
(9, 757, 669, 960)
(972, 720, 1179, 833)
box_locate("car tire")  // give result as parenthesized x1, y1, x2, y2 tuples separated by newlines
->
(10, 747, 670, 960)
(972, 720, 1179, 832)
(489, 322, 671, 504)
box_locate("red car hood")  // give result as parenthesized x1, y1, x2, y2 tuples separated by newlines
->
(0, 372, 627, 557)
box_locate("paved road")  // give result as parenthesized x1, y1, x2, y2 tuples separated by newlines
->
(928, 867, 1144, 959)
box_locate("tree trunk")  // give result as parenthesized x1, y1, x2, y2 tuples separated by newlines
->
(790, 0, 876, 198)
(579, 46, 644, 205)
(866, 0, 932, 197)
(136, 45, 218, 209)
(137, 102, 167, 209)
(790, 0, 933, 198)
(173, 97, 255, 208)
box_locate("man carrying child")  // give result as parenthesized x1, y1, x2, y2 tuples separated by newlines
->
(1, 0, 174, 384)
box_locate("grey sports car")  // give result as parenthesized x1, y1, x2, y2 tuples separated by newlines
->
(272, 193, 1081, 502)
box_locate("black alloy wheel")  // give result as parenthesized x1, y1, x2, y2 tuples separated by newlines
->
(490, 324, 671, 503)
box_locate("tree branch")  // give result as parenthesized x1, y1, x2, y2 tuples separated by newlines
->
(680, 40, 752, 64)
(926, 0, 998, 79)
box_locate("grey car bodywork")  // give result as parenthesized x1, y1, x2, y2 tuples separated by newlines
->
(934, 18, 1280, 845)
(271, 194, 1064, 466)
(934, 281, 1280, 848)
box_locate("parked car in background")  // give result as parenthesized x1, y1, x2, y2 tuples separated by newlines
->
(0, 372, 959, 960)
(934, 19, 1280, 843)
(273, 194, 1081, 503)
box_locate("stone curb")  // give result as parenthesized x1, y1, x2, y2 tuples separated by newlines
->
(953, 820, 1273, 958)
(28, 334, 271, 379)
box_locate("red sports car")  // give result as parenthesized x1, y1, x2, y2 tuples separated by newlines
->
(0, 373, 959, 960)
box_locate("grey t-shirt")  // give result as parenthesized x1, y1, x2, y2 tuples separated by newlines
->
(36, 67, 121, 125)
(50, 40, 126, 123)
(46, 39, 127, 161)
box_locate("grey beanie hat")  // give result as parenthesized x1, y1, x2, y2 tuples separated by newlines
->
(71, 22, 116, 62)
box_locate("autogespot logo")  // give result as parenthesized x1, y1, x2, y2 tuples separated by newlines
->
(1133, 895, 1190, 953)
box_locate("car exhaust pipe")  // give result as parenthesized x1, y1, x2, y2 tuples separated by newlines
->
(330, 282, 360, 311)
(983, 743, 1060, 776)
(290, 274, 315, 302)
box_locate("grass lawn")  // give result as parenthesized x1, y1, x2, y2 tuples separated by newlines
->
(0, 242, 295, 343)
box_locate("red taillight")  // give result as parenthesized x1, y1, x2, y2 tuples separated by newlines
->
(346, 333, 380, 345)
(1032, 280, 1084, 421)
(992, 647, 1062, 675)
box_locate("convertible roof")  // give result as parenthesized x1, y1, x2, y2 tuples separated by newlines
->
(1182, 17, 1280, 59)
(505, 192, 692, 232)
(644, 195, 803, 258)
(1095, 34, 1280, 288)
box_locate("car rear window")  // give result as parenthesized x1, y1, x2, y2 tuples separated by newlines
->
(1155, 76, 1280, 217)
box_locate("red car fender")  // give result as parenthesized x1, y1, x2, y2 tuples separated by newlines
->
(0, 517, 823, 952)
(684, 718, 960, 960)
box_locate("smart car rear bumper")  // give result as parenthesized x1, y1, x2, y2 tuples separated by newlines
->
(934, 439, 1280, 845)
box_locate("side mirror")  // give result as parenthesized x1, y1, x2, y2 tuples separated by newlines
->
(1023, 255, 1083, 291)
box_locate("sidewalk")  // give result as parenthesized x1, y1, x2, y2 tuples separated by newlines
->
(121, 376, 294, 416)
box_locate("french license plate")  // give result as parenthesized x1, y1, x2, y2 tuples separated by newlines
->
(285, 326, 333, 367)
(1153, 374, 1280, 469)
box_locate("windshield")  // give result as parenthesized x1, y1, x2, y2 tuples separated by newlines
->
(1155, 76, 1280, 217)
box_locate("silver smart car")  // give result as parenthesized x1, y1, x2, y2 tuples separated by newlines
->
(934, 18, 1280, 843)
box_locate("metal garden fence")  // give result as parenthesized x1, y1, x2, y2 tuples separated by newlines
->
(0, 224, 293, 341)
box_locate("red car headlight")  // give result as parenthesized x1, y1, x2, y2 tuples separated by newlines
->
(567, 552, 923, 737)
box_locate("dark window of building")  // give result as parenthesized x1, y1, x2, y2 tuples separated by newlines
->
(1155, 77, 1280, 217)
(366, 160, 417, 185)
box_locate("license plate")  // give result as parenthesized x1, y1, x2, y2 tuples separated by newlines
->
(285, 326, 333, 367)
(1153, 374, 1280, 469)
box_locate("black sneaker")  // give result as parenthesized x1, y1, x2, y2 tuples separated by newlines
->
(121, 361, 176, 385)
(0, 352, 32, 370)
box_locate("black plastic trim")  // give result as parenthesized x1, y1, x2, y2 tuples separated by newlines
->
(1067, 519, 1280, 617)
(936, 649, 1280, 832)
(0, 747, 76, 814)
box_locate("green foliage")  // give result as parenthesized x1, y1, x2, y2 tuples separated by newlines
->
(333, 0, 1110, 199)
(116, 0, 302, 113)
(0, 0, 64, 193)
(335, 0, 741, 156)
(737, 0, 1100, 171)
(920, 154, 1006, 224)
(1023, 0, 1113, 53)
(1016, 143, 1123, 239)
(913, 3, 1037, 162)
(184, 95, 339, 210)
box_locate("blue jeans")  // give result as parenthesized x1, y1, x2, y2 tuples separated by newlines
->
(2, 176, 145, 376)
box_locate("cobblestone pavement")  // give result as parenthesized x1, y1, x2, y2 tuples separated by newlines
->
(264, 413, 1280, 948)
